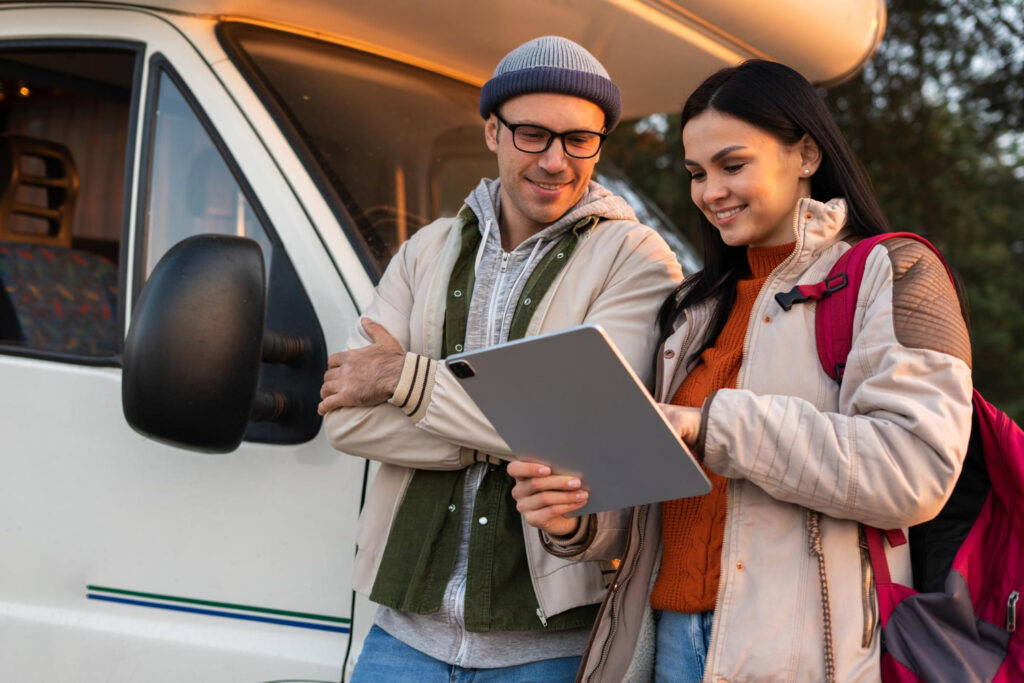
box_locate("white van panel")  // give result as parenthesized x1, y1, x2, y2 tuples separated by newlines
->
(0, 6, 367, 680)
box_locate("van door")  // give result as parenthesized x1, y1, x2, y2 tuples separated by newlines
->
(0, 7, 364, 681)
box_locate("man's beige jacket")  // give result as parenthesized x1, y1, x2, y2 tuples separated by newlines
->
(324, 214, 682, 621)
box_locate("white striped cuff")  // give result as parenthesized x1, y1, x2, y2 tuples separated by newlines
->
(388, 352, 437, 423)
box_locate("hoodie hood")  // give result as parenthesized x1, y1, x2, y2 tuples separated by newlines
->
(464, 177, 636, 247)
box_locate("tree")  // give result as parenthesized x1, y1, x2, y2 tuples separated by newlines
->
(603, 0, 1024, 420)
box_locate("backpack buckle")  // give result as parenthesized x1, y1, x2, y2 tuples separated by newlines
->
(775, 287, 809, 311)
(775, 274, 849, 312)
(823, 273, 849, 296)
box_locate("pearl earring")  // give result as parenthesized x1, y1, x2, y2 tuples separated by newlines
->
(803, 169, 811, 175)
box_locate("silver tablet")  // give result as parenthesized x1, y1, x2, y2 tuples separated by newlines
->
(445, 324, 711, 515)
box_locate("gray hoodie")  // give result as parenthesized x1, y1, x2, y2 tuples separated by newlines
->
(463, 178, 636, 351)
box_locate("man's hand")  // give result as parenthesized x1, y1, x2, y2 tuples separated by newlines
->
(658, 403, 702, 449)
(318, 318, 406, 414)
(508, 461, 588, 537)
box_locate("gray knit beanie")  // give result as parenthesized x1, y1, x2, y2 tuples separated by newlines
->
(479, 36, 622, 131)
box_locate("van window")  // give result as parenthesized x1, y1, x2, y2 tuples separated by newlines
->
(219, 23, 495, 279)
(0, 46, 136, 360)
(138, 67, 273, 283)
(219, 24, 702, 281)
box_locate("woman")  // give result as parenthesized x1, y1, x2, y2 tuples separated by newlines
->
(508, 60, 974, 682)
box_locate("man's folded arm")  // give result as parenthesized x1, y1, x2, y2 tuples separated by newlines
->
(323, 236, 511, 467)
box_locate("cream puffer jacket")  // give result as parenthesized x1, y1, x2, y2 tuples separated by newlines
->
(558, 198, 974, 682)
(324, 213, 682, 623)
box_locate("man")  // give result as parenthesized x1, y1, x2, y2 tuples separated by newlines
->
(318, 36, 681, 680)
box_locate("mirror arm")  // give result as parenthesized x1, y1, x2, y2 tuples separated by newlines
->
(262, 330, 308, 366)
(251, 390, 290, 422)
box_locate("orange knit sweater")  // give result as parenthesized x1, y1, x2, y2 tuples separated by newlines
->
(650, 242, 794, 614)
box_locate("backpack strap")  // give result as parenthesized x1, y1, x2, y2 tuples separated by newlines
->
(864, 526, 911, 626)
(774, 231, 952, 382)
(774, 232, 950, 626)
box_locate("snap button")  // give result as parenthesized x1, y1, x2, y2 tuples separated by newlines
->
(453, 289, 462, 297)
(805, 212, 813, 221)
(762, 316, 771, 324)
(664, 349, 675, 359)
(736, 561, 744, 571)
(523, 297, 531, 306)
(556, 252, 565, 259)
(448, 504, 456, 512)
(455, 344, 463, 352)
(478, 517, 488, 525)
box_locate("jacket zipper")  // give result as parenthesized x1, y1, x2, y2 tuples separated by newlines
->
(575, 548, 625, 681)
(585, 505, 649, 682)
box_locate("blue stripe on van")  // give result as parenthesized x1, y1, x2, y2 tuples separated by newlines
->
(87, 594, 351, 634)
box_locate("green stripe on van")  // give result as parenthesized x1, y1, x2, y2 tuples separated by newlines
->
(86, 584, 350, 624)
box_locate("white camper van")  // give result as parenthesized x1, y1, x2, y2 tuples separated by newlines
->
(0, 1, 884, 680)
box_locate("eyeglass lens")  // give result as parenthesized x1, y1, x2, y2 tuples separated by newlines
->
(513, 126, 602, 158)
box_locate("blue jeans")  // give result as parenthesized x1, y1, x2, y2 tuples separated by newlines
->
(351, 625, 582, 682)
(654, 609, 714, 683)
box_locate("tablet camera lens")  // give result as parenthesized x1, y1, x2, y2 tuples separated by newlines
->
(450, 361, 475, 379)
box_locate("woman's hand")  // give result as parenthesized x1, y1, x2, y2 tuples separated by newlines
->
(658, 403, 702, 449)
(508, 461, 588, 537)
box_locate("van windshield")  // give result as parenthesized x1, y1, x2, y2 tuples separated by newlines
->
(219, 23, 699, 279)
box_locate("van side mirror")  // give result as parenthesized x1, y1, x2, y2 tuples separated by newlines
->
(122, 235, 265, 453)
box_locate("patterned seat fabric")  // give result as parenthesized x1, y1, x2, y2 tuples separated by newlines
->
(0, 242, 118, 355)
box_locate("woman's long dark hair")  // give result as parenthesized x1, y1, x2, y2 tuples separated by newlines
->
(658, 60, 890, 356)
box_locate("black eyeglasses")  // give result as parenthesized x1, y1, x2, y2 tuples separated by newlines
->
(494, 113, 606, 159)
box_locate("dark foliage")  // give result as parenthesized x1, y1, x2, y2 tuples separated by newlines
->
(604, 0, 1024, 420)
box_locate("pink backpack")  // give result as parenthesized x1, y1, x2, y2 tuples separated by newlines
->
(776, 233, 1024, 682)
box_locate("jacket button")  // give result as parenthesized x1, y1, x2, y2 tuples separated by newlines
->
(478, 517, 488, 525)
(664, 349, 675, 359)
(736, 561, 744, 571)
(762, 316, 771, 324)
(448, 504, 456, 512)
(805, 212, 813, 221)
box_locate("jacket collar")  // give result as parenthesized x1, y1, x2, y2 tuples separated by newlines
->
(656, 197, 849, 396)
(786, 196, 849, 270)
